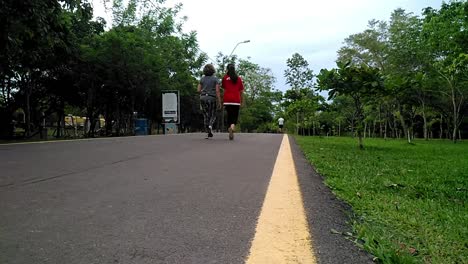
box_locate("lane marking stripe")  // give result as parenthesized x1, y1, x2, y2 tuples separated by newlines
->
(246, 134, 316, 264)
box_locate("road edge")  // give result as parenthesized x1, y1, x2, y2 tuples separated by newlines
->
(289, 135, 375, 264)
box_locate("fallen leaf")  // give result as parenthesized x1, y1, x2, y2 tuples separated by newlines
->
(330, 228, 342, 235)
(386, 183, 405, 188)
(409, 247, 418, 255)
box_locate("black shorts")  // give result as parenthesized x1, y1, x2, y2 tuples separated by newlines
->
(279, 124, 283, 129)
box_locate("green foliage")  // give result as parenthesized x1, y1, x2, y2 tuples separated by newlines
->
(284, 53, 314, 90)
(317, 61, 385, 101)
(317, 62, 385, 147)
(0, 0, 99, 137)
(0, 0, 205, 138)
(282, 54, 323, 135)
(232, 58, 279, 132)
(337, 19, 388, 69)
(304, 1, 468, 143)
(296, 136, 468, 264)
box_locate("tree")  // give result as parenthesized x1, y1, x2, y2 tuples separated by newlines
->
(0, 0, 95, 137)
(0, 0, 205, 139)
(76, 0, 204, 136)
(336, 20, 395, 140)
(284, 53, 314, 91)
(317, 62, 385, 148)
(386, 9, 434, 142)
(337, 19, 389, 70)
(282, 53, 320, 134)
(327, 95, 363, 137)
(229, 58, 279, 132)
(422, 1, 468, 142)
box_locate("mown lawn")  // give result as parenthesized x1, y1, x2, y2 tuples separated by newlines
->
(295, 136, 467, 264)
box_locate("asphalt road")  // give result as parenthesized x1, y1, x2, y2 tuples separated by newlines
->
(0, 133, 373, 264)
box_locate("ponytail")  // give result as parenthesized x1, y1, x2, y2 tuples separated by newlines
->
(227, 64, 238, 84)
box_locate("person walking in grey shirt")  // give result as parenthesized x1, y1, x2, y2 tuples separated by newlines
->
(198, 64, 221, 138)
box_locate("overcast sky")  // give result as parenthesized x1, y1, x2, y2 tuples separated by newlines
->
(92, 0, 444, 92)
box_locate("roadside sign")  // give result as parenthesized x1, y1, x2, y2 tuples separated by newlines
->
(162, 91, 179, 124)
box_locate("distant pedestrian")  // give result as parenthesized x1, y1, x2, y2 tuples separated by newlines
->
(198, 64, 221, 139)
(222, 64, 244, 140)
(278, 117, 284, 133)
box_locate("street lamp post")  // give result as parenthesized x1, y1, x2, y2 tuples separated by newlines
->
(228, 40, 251, 58)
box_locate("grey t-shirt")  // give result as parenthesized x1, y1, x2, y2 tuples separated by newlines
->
(199, 75, 219, 97)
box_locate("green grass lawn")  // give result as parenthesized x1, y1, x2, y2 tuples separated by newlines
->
(295, 136, 467, 264)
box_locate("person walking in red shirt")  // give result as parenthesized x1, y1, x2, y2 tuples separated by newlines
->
(222, 64, 244, 140)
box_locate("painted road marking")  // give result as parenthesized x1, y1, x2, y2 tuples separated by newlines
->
(246, 134, 316, 264)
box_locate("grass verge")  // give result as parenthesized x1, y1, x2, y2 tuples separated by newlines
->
(295, 136, 467, 264)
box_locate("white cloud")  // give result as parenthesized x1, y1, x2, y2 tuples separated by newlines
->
(92, 0, 444, 91)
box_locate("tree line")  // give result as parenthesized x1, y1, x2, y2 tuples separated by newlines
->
(0, 0, 283, 139)
(280, 1, 468, 147)
(1, 0, 199, 138)
(1, 0, 466, 144)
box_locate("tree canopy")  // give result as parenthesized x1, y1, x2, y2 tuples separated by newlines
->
(280, 0, 468, 147)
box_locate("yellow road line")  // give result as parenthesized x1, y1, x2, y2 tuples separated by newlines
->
(246, 134, 316, 264)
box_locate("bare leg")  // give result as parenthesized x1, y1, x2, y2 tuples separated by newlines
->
(229, 124, 235, 140)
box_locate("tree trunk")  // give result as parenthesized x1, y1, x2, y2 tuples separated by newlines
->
(423, 113, 428, 140)
(56, 105, 64, 138)
(357, 129, 364, 149)
(397, 109, 409, 143)
(384, 119, 388, 140)
(86, 83, 95, 137)
(2, 78, 14, 138)
(372, 120, 376, 138)
(452, 118, 458, 143)
(117, 110, 123, 136)
(439, 114, 443, 139)
(446, 119, 451, 140)
(25, 84, 32, 137)
(421, 102, 428, 140)
(89, 116, 96, 137)
(105, 110, 112, 136)
(386, 112, 392, 138)
(379, 108, 383, 138)
(452, 87, 458, 143)
(129, 80, 136, 136)
(363, 122, 367, 139)
(296, 112, 299, 135)
(439, 71, 463, 143)
(338, 120, 341, 137)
